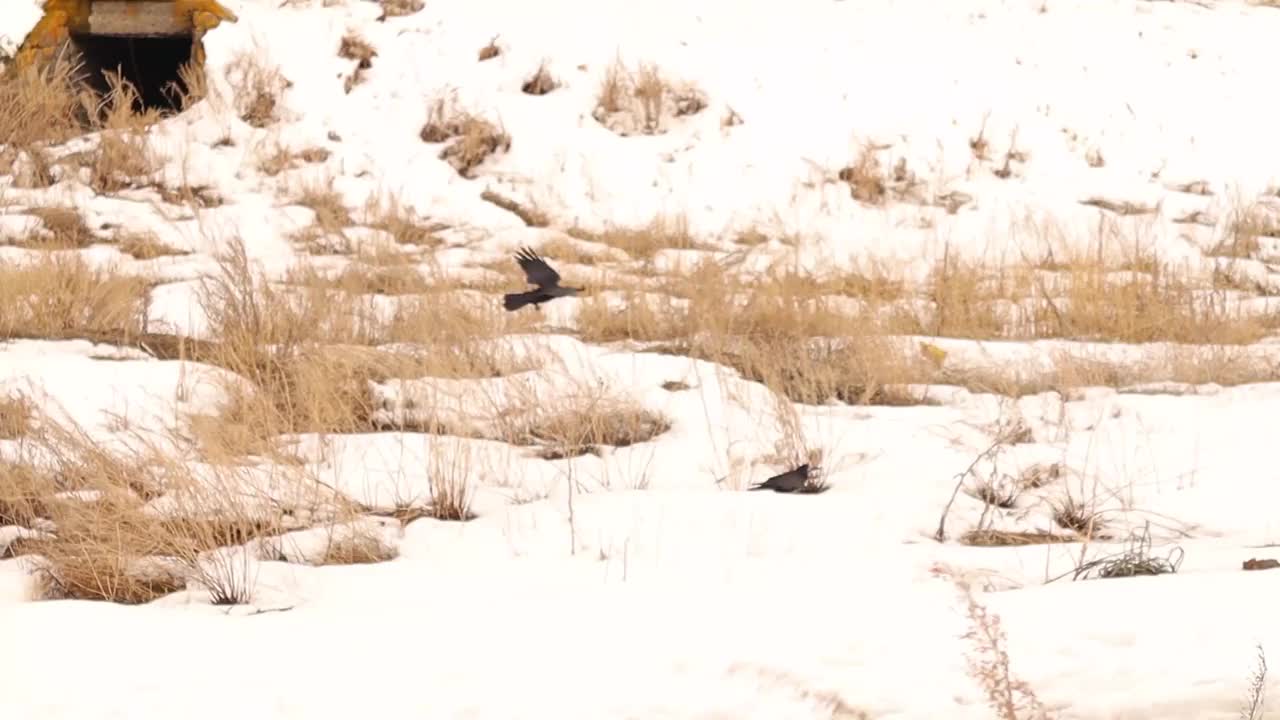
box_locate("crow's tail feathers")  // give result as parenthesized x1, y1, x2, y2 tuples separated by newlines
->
(747, 484, 768, 491)
(503, 292, 534, 312)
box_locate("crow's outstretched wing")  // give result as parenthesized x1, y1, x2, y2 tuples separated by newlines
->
(514, 247, 561, 287)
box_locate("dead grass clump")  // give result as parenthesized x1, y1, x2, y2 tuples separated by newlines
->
(389, 289, 541, 352)
(837, 146, 924, 206)
(419, 99, 511, 178)
(918, 247, 1272, 345)
(225, 51, 290, 128)
(317, 532, 398, 564)
(568, 216, 705, 260)
(959, 529, 1077, 547)
(194, 343, 388, 459)
(18, 206, 96, 249)
(0, 55, 92, 182)
(289, 181, 354, 254)
(154, 516, 282, 555)
(0, 254, 150, 341)
(838, 147, 887, 205)
(189, 241, 529, 457)
(514, 397, 671, 459)
(0, 394, 35, 440)
(1050, 494, 1103, 536)
(292, 182, 354, 232)
(361, 194, 445, 247)
(338, 31, 377, 93)
(968, 478, 1020, 509)
(288, 262, 432, 296)
(1068, 524, 1184, 582)
(574, 291, 689, 343)
(377, 0, 424, 18)
(187, 241, 397, 456)
(114, 231, 190, 260)
(577, 263, 933, 405)
(86, 72, 161, 193)
(33, 552, 187, 603)
(154, 183, 225, 208)
(12, 421, 181, 602)
(477, 36, 501, 61)
(0, 460, 50, 525)
(521, 61, 559, 96)
(592, 58, 706, 136)
(1216, 203, 1275, 259)
(256, 144, 330, 176)
(426, 441, 478, 521)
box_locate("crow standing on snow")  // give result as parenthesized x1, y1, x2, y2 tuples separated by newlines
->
(502, 247, 583, 311)
(749, 463, 825, 493)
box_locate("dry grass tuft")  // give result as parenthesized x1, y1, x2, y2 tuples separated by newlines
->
(1051, 494, 1102, 536)
(0, 54, 92, 184)
(419, 98, 511, 178)
(427, 441, 478, 521)
(521, 61, 559, 96)
(837, 145, 924, 206)
(293, 181, 354, 232)
(838, 146, 888, 205)
(0, 254, 150, 341)
(187, 239, 531, 458)
(0, 394, 35, 439)
(477, 36, 501, 61)
(0, 459, 50, 526)
(568, 215, 705, 260)
(113, 230, 190, 260)
(338, 31, 377, 93)
(287, 261, 432, 296)
(225, 51, 290, 128)
(33, 552, 188, 604)
(18, 207, 96, 249)
(317, 532, 398, 565)
(86, 72, 161, 194)
(1216, 202, 1274, 259)
(592, 58, 705, 136)
(376, 0, 424, 18)
(959, 529, 1077, 547)
(154, 182, 225, 208)
(513, 394, 671, 459)
(256, 143, 330, 176)
(289, 180, 354, 253)
(574, 240, 1280, 406)
(361, 194, 445, 247)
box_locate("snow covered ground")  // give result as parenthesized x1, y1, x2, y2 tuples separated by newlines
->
(3, 0, 1280, 717)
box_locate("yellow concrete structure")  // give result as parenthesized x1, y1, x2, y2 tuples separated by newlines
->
(14, 0, 238, 109)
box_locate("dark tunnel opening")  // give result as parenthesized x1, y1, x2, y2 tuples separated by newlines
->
(68, 34, 194, 114)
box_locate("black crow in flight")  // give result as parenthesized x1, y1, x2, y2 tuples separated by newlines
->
(503, 246, 583, 311)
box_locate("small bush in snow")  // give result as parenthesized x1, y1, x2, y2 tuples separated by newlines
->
(592, 58, 706, 136)
(419, 97, 511, 178)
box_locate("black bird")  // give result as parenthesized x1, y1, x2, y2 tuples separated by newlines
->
(502, 247, 583, 311)
(749, 463, 825, 493)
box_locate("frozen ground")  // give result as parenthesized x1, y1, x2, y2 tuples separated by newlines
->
(3, 0, 1280, 717)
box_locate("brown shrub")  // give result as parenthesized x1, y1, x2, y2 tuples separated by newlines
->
(419, 99, 511, 177)
(521, 61, 559, 96)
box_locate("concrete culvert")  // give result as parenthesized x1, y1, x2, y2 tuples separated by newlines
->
(14, 0, 239, 114)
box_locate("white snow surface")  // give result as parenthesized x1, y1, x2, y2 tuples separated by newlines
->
(2, 0, 1280, 718)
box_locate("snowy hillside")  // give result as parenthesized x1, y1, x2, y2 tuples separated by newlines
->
(3, 0, 1280, 717)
